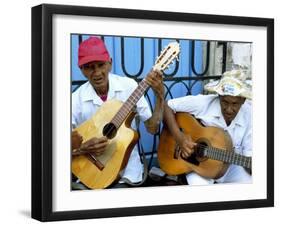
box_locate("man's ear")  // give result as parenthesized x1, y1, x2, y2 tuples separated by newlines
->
(108, 58, 113, 71)
(79, 66, 89, 79)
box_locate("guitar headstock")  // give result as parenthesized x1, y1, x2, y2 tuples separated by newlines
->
(153, 42, 180, 71)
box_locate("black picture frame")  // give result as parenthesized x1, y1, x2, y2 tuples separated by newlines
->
(31, 3, 274, 222)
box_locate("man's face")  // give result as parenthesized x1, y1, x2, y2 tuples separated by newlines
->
(219, 95, 246, 126)
(81, 61, 112, 92)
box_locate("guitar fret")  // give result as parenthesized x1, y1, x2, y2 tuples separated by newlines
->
(213, 147, 218, 160)
(239, 154, 243, 166)
(243, 156, 247, 167)
(113, 111, 125, 126)
(111, 80, 149, 129)
(202, 144, 251, 170)
(215, 148, 220, 160)
(207, 147, 249, 169)
(227, 152, 233, 163)
(239, 155, 242, 166)
(215, 149, 221, 160)
(228, 152, 233, 164)
(210, 149, 213, 159)
(210, 148, 214, 159)
(218, 148, 226, 162)
(233, 153, 237, 165)
(233, 153, 237, 164)
(111, 117, 120, 127)
(248, 158, 252, 169)
(222, 150, 227, 162)
(213, 148, 217, 160)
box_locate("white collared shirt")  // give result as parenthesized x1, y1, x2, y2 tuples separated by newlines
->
(72, 73, 152, 183)
(168, 94, 252, 183)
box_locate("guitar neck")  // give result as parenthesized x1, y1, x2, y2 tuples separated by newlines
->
(111, 79, 149, 128)
(204, 147, 252, 169)
(107, 42, 180, 130)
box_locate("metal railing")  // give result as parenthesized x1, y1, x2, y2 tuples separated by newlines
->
(72, 35, 227, 169)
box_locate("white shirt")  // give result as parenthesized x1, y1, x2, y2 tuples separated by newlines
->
(168, 94, 252, 184)
(72, 73, 152, 183)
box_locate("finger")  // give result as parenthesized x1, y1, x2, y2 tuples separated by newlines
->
(92, 142, 108, 150)
(180, 151, 189, 159)
(97, 136, 108, 143)
(145, 76, 153, 85)
(154, 69, 163, 75)
(154, 73, 163, 81)
(182, 145, 194, 155)
(187, 142, 197, 149)
(84, 146, 106, 156)
(93, 147, 107, 156)
(73, 131, 83, 139)
(148, 80, 162, 90)
(147, 72, 161, 82)
(72, 151, 79, 156)
(152, 73, 163, 82)
(150, 69, 162, 77)
(72, 130, 78, 135)
(83, 137, 105, 147)
(80, 141, 95, 151)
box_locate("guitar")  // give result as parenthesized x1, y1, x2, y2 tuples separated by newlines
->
(158, 112, 252, 179)
(72, 42, 180, 189)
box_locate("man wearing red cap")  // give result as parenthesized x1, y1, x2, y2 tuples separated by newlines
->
(72, 37, 164, 188)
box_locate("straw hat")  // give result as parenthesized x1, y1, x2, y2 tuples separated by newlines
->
(204, 69, 252, 100)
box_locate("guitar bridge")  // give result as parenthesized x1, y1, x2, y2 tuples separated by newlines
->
(86, 154, 105, 170)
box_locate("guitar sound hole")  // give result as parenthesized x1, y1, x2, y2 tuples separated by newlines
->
(103, 123, 117, 139)
(196, 142, 208, 158)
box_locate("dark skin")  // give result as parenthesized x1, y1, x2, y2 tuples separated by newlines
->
(219, 95, 246, 126)
(72, 60, 164, 156)
(163, 95, 246, 159)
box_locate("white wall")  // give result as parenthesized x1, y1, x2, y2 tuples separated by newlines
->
(0, 0, 279, 225)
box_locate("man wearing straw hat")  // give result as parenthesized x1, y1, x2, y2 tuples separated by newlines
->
(163, 69, 252, 184)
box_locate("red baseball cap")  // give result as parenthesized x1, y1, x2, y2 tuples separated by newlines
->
(78, 37, 110, 66)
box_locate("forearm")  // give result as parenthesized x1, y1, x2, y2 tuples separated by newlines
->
(163, 102, 183, 142)
(144, 95, 164, 134)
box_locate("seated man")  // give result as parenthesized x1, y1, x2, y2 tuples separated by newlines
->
(71, 37, 164, 188)
(163, 69, 252, 185)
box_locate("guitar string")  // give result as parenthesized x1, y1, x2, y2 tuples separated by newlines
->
(193, 143, 251, 167)
(102, 80, 149, 138)
(102, 49, 177, 137)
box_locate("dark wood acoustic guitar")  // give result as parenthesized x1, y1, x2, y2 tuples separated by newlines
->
(158, 112, 251, 179)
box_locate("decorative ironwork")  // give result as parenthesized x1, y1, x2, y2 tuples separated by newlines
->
(72, 36, 226, 170)
(191, 40, 210, 76)
(121, 37, 144, 78)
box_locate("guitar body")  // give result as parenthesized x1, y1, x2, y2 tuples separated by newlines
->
(72, 99, 138, 189)
(71, 42, 180, 189)
(158, 113, 233, 179)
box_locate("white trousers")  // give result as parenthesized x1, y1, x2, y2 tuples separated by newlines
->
(186, 165, 252, 185)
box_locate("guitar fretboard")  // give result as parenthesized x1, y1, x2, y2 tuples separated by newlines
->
(203, 146, 251, 169)
(111, 79, 149, 128)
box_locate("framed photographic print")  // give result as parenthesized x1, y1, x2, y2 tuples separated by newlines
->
(31, 3, 274, 221)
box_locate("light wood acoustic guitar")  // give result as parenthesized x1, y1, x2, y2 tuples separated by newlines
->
(158, 112, 252, 179)
(72, 42, 180, 189)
